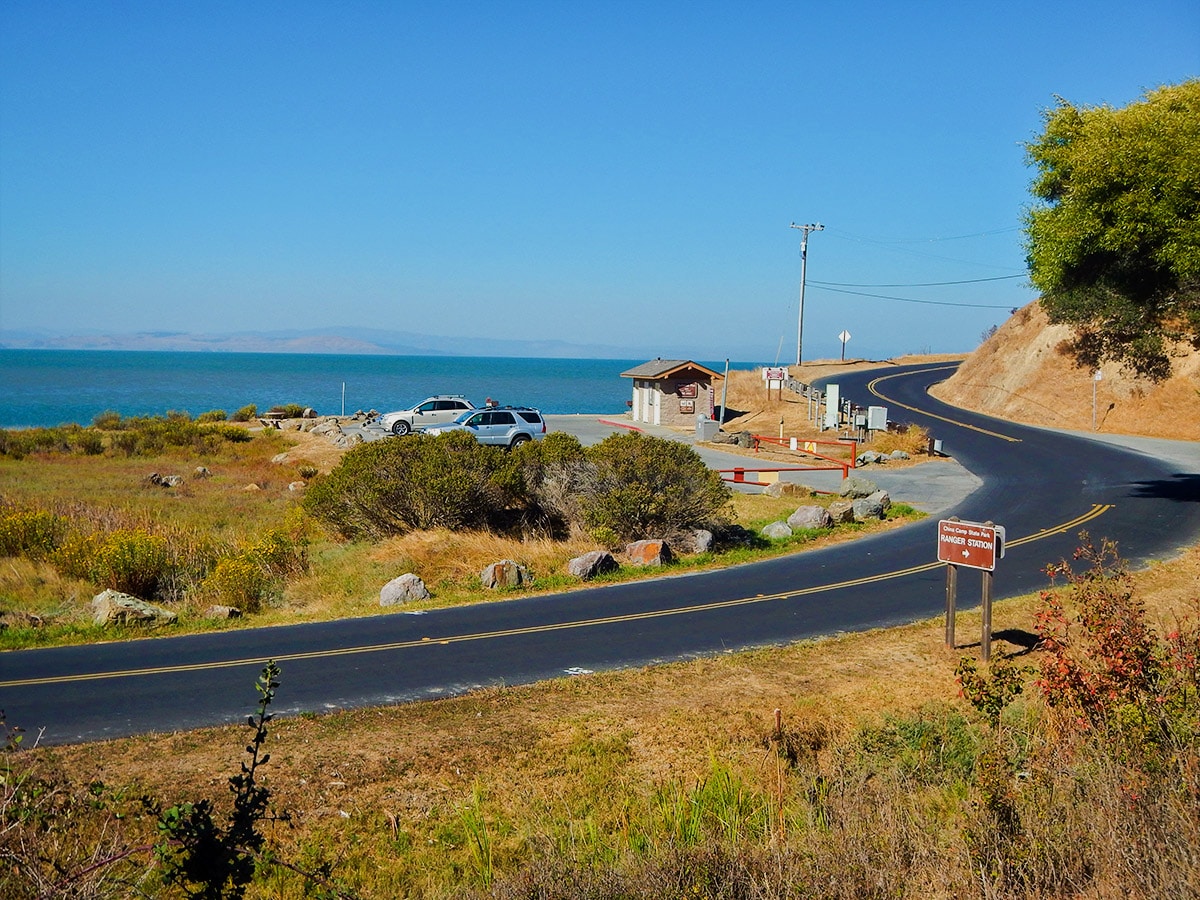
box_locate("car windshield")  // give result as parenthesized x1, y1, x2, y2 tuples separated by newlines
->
(452, 411, 478, 425)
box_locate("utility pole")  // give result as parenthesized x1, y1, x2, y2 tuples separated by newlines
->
(790, 222, 824, 366)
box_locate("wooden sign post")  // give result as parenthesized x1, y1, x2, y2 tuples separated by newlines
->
(937, 518, 1005, 661)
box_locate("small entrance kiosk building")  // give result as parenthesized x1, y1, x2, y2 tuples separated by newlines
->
(621, 359, 722, 427)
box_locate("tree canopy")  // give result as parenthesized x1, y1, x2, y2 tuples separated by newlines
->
(1024, 80, 1200, 380)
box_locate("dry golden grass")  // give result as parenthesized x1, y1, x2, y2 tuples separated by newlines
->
(932, 301, 1200, 439)
(366, 529, 599, 586)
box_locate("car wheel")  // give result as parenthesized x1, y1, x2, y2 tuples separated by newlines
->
(509, 433, 531, 449)
(391, 420, 411, 436)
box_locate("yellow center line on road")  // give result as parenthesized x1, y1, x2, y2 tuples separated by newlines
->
(0, 506, 1111, 689)
(866, 366, 1022, 443)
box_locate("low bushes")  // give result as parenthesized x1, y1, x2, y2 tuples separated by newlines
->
(267, 403, 307, 418)
(0, 424, 103, 459)
(305, 430, 732, 545)
(0, 498, 308, 612)
(0, 507, 69, 559)
(304, 430, 525, 539)
(579, 431, 731, 543)
(0, 415, 252, 459)
(53, 528, 172, 599)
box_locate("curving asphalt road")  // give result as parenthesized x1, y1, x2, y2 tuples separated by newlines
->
(3, 362, 1198, 746)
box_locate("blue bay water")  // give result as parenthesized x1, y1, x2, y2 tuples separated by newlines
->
(0, 350, 746, 429)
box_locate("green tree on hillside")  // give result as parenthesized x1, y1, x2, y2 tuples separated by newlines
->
(1023, 79, 1200, 380)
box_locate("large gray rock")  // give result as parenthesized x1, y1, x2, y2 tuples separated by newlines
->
(866, 489, 891, 513)
(827, 499, 856, 524)
(889, 450, 910, 460)
(764, 481, 814, 498)
(838, 475, 879, 499)
(567, 550, 619, 580)
(481, 559, 530, 589)
(682, 529, 714, 554)
(380, 573, 431, 605)
(625, 540, 673, 567)
(91, 589, 177, 627)
(761, 521, 793, 539)
(851, 495, 887, 521)
(786, 506, 833, 531)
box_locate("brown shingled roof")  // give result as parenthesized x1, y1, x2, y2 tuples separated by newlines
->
(619, 359, 722, 380)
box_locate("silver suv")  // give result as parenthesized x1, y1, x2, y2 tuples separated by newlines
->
(425, 406, 546, 448)
(376, 395, 475, 435)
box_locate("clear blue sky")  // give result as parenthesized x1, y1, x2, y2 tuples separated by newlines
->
(2, 1, 1197, 362)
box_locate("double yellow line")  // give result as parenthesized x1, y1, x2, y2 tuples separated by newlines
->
(866, 366, 1022, 443)
(0, 505, 1112, 690)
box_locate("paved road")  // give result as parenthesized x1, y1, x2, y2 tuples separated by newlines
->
(3, 362, 1198, 745)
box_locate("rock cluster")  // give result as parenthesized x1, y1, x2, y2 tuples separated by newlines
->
(759, 476, 892, 538)
(856, 449, 911, 466)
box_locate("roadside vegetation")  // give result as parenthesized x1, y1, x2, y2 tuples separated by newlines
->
(0, 411, 919, 651)
(4, 537, 1197, 898)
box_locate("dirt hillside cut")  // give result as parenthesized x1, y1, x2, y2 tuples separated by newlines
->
(929, 301, 1200, 441)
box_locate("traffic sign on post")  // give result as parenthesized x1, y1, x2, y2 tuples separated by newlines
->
(937, 518, 1005, 661)
(937, 519, 1004, 571)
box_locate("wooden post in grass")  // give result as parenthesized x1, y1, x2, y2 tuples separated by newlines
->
(982, 568, 994, 662)
(945, 563, 958, 649)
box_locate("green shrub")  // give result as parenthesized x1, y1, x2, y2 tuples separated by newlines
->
(197, 409, 228, 423)
(512, 433, 591, 537)
(92, 409, 123, 429)
(579, 432, 732, 542)
(203, 555, 274, 613)
(53, 528, 171, 598)
(231, 404, 258, 423)
(93, 416, 252, 457)
(268, 403, 307, 418)
(304, 430, 525, 539)
(73, 427, 105, 455)
(0, 507, 69, 559)
(245, 516, 309, 578)
(0, 426, 78, 458)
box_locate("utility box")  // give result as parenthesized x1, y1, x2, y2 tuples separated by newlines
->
(867, 406, 888, 431)
(695, 416, 720, 441)
(823, 384, 841, 431)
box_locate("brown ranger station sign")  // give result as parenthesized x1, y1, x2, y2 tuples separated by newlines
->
(937, 518, 1006, 661)
(937, 519, 1004, 571)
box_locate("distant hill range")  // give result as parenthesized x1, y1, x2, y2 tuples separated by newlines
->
(0, 326, 664, 360)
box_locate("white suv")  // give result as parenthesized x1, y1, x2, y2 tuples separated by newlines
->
(425, 406, 546, 448)
(376, 395, 475, 436)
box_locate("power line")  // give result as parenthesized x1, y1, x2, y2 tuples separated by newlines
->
(813, 285, 1018, 309)
(828, 226, 1023, 244)
(811, 274, 1026, 288)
